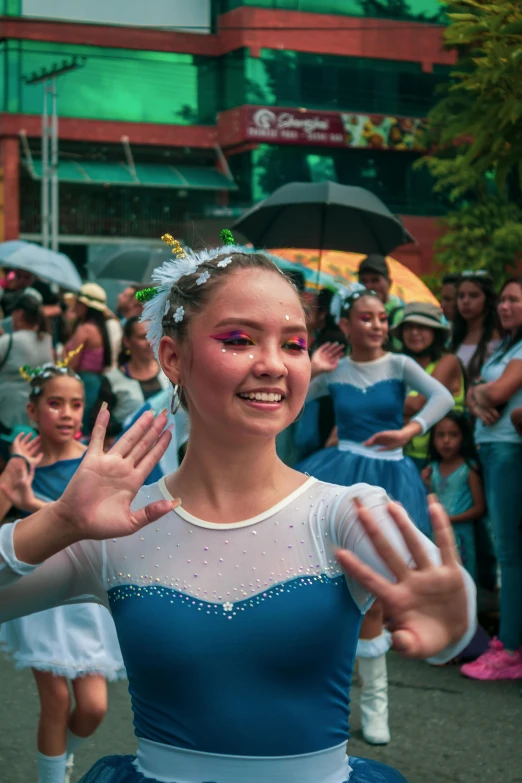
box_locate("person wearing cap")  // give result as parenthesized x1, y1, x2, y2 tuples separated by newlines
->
(391, 302, 465, 471)
(64, 283, 122, 433)
(358, 255, 404, 347)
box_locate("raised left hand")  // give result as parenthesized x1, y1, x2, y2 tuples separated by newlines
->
(336, 497, 468, 659)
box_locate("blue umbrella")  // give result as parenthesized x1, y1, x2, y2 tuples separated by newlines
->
(0, 240, 82, 291)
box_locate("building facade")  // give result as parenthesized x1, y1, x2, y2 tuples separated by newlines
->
(0, 0, 453, 274)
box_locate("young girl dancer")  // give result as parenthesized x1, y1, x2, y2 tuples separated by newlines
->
(298, 288, 454, 745)
(0, 236, 475, 783)
(0, 361, 125, 783)
(423, 412, 485, 582)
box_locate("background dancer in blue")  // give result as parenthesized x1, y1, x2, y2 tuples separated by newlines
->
(298, 288, 453, 746)
(0, 360, 125, 783)
(0, 239, 475, 783)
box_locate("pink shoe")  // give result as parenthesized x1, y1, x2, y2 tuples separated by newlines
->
(461, 639, 522, 680)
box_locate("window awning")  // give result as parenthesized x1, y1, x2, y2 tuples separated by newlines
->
(24, 160, 237, 190)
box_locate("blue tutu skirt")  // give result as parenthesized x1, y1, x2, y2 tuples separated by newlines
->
(79, 754, 408, 782)
(298, 447, 431, 537)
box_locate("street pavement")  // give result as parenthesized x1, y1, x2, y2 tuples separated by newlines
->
(0, 651, 520, 783)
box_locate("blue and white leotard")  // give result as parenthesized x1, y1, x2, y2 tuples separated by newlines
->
(0, 478, 475, 783)
(298, 354, 454, 536)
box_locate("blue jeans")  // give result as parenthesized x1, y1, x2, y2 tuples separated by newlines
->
(453, 521, 477, 583)
(479, 442, 522, 650)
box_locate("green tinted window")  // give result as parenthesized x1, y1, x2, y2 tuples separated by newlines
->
(4, 41, 218, 124)
(228, 144, 448, 215)
(229, 49, 450, 117)
(215, 0, 445, 22)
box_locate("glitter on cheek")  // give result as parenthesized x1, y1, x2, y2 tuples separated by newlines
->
(249, 354, 254, 359)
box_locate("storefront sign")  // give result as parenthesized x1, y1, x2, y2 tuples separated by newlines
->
(244, 106, 427, 151)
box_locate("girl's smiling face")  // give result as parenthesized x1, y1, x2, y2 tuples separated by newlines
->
(341, 295, 388, 350)
(27, 375, 84, 443)
(159, 268, 310, 442)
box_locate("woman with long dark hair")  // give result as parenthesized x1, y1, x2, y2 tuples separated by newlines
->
(65, 283, 114, 433)
(463, 276, 522, 680)
(450, 271, 501, 382)
(100, 317, 168, 434)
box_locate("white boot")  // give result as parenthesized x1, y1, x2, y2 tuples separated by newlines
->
(357, 653, 390, 745)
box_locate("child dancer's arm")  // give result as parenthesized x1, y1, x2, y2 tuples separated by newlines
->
(0, 434, 43, 520)
(449, 468, 485, 525)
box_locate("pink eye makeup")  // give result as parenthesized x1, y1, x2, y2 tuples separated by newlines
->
(211, 330, 255, 346)
(285, 337, 308, 352)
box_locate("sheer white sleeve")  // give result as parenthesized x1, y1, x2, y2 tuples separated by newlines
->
(401, 355, 454, 434)
(0, 520, 107, 621)
(306, 372, 331, 403)
(329, 484, 477, 664)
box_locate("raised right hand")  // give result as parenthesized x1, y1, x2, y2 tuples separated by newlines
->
(54, 406, 178, 541)
(311, 342, 344, 378)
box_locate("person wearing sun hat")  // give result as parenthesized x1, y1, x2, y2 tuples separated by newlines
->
(392, 302, 465, 471)
(63, 283, 122, 432)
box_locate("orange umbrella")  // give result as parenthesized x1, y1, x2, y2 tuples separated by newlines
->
(269, 249, 438, 305)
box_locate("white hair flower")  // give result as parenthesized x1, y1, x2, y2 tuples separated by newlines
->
(174, 306, 185, 323)
(196, 270, 211, 286)
(217, 256, 233, 268)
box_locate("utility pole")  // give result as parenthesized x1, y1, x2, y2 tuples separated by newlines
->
(23, 57, 86, 251)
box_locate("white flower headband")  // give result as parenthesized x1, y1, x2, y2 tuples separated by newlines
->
(139, 229, 246, 358)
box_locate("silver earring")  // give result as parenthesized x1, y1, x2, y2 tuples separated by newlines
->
(171, 383, 182, 415)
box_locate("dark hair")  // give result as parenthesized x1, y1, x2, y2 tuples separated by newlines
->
(491, 276, 522, 362)
(28, 366, 84, 403)
(342, 290, 382, 319)
(285, 270, 306, 294)
(118, 316, 141, 365)
(13, 294, 49, 340)
(442, 273, 461, 286)
(83, 307, 112, 369)
(428, 410, 479, 470)
(450, 275, 499, 382)
(161, 251, 303, 409)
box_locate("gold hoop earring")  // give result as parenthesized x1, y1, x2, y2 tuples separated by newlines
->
(170, 384, 182, 415)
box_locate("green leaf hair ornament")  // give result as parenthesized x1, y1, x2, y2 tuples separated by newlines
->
(220, 228, 235, 246)
(135, 287, 159, 303)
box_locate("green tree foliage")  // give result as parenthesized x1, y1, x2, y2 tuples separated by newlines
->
(435, 198, 522, 279)
(418, 0, 522, 276)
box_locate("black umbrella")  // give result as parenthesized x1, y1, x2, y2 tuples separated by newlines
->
(232, 181, 414, 256)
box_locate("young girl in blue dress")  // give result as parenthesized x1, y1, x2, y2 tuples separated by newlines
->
(0, 237, 475, 783)
(298, 289, 454, 745)
(422, 412, 485, 583)
(0, 363, 125, 783)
